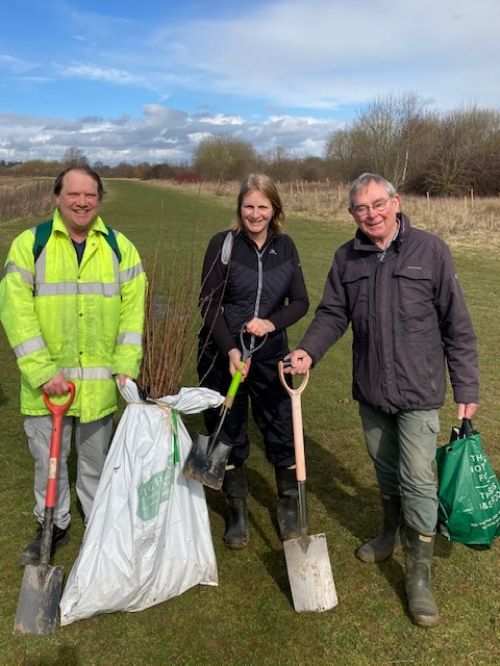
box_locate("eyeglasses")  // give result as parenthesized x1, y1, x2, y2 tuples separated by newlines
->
(352, 198, 392, 217)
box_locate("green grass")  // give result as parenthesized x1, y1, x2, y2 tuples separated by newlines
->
(0, 180, 498, 665)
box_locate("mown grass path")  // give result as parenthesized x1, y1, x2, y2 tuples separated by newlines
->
(0, 180, 498, 665)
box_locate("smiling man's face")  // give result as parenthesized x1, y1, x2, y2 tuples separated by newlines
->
(349, 181, 400, 248)
(55, 169, 101, 240)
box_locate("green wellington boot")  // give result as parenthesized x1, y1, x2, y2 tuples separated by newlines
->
(356, 494, 402, 563)
(403, 526, 441, 627)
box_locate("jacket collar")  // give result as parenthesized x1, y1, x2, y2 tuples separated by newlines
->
(53, 208, 107, 238)
(240, 227, 276, 251)
(353, 213, 410, 253)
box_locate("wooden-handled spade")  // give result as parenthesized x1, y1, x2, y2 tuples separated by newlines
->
(278, 361, 338, 613)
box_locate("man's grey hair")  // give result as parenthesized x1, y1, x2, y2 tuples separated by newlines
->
(348, 173, 397, 207)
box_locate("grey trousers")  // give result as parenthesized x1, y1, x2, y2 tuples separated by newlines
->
(23, 414, 114, 529)
(358, 404, 440, 535)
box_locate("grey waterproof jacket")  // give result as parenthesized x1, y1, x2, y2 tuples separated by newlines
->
(300, 215, 479, 413)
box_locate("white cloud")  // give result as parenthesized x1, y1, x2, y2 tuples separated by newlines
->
(56, 62, 145, 86)
(0, 54, 38, 74)
(2, 0, 499, 165)
(151, 0, 500, 111)
(6, 0, 500, 119)
(187, 132, 213, 144)
(0, 105, 341, 164)
(18, 0, 496, 113)
(196, 114, 244, 126)
(29, 134, 53, 145)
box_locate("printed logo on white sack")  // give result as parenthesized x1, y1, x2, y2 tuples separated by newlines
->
(137, 408, 180, 521)
(137, 463, 174, 521)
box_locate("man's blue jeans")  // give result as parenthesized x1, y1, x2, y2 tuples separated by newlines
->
(359, 404, 440, 535)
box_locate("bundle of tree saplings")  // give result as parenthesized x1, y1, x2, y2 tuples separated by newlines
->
(137, 250, 199, 398)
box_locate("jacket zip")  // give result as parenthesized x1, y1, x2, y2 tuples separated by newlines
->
(248, 245, 267, 352)
(253, 246, 268, 318)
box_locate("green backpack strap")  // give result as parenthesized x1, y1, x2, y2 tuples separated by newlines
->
(33, 220, 121, 263)
(33, 220, 53, 262)
(104, 225, 122, 263)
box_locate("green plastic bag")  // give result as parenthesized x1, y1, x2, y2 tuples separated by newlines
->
(435, 419, 500, 548)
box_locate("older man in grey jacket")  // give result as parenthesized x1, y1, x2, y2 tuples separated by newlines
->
(287, 172, 479, 628)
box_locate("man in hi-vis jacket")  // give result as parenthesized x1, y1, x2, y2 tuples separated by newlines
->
(0, 166, 146, 565)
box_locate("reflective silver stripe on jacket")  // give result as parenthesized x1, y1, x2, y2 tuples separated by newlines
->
(119, 262, 144, 283)
(60, 367, 112, 380)
(1, 261, 34, 285)
(34, 244, 48, 282)
(35, 282, 120, 297)
(13, 336, 46, 359)
(111, 250, 120, 285)
(116, 332, 143, 345)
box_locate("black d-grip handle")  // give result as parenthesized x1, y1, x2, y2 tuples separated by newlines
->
(459, 418, 475, 438)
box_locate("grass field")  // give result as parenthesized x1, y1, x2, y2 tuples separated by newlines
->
(0, 179, 498, 665)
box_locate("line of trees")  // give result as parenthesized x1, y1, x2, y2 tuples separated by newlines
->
(324, 94, 500, 196)
(2, 95, 499, 196)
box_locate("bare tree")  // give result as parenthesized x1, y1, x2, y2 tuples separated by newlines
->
(324, 126, 369, 182)
(425, 106, 500, 195)
(63, 146, 88, 167)
(194, 135, 257, 182)
(324, 93, 434, 188)
(355, 93, 432, 187)
(260, 146, 301, 182)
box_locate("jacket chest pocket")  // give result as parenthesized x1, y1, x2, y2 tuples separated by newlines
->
(341, 264, 371, 331)
(394, 265, 435, 332)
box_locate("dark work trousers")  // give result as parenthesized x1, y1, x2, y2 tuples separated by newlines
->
(198, 350, 295, 468)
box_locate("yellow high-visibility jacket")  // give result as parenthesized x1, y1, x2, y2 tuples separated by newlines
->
(0, 210, 146, 422)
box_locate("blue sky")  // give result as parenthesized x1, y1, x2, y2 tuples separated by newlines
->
(1, 0, 499, 164)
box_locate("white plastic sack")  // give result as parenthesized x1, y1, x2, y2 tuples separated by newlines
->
(59, 379, 224, 625)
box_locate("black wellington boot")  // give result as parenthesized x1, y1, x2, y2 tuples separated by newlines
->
(275, 465, 301, 540)
(222, 465, 249, 549)
(403, 526, 441, 627)
(18, 523, 70, 566)
(356, 494, 402, 563)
